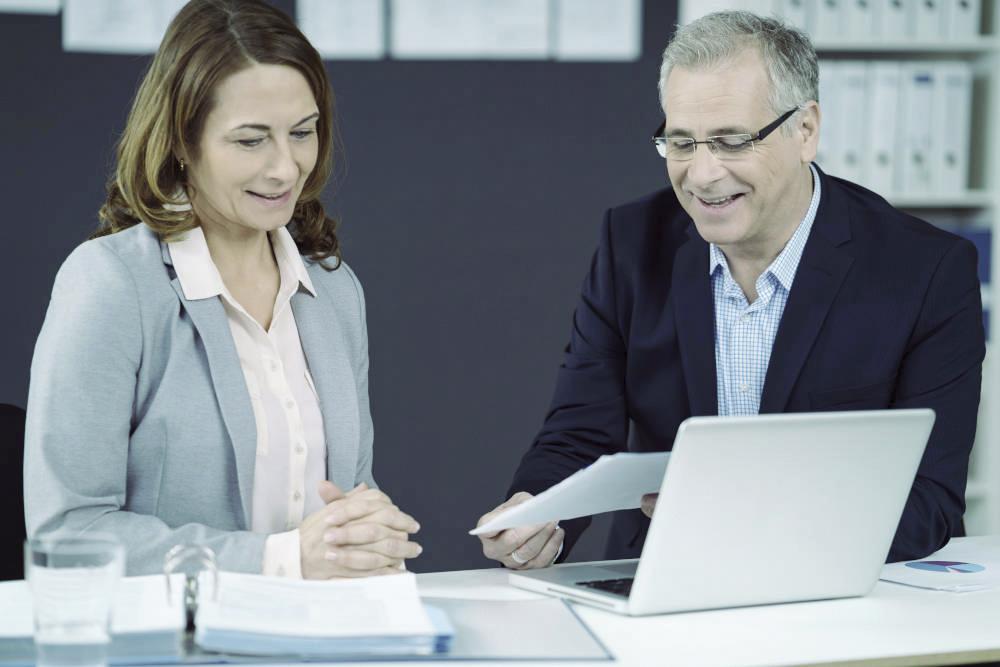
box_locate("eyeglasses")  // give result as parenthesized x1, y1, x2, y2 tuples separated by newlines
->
(652, 107, 800, 161)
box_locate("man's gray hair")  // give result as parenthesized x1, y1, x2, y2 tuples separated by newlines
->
(658, 11, 818, 133)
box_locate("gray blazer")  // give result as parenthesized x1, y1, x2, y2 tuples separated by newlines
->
(24, 223, 376, 575)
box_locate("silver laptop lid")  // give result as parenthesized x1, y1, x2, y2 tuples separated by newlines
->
(629, 409, 934, 615)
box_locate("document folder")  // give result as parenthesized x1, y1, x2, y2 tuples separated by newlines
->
(914, 0, 945, 39)
(934, 61, 972, 194)
(865, 61, 902, 195)
(945, 0, 981, 38)
(899, 63, 936, 194)
(878, 0, 912, 41)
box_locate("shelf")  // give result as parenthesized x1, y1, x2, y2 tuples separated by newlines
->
(888, 191, 995, 209)
(815, 37, 1000, 55)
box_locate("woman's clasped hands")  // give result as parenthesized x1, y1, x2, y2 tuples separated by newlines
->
(300, 480, 422, 579)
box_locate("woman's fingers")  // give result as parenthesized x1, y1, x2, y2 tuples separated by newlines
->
(325, 548, 403, 571)
(324, 522, 409, 547)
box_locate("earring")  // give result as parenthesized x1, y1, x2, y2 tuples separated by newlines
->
(179, 159, 186, 171)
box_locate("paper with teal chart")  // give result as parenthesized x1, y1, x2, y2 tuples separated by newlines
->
(880, 538, 1000, 592)
(470, 452, 669, 535)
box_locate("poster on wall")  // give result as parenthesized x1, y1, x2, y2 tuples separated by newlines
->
(0, 0, 59, 13)
(553, 0, 641, 61)
(390, 0, 549, 60)
(297, 0, 385, 60)
(62, 0, 187, 54)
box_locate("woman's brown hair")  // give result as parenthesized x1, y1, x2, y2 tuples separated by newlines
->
(95, 0, 341, 268)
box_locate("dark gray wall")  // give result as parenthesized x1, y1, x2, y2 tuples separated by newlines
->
(0, 1, 674, 572)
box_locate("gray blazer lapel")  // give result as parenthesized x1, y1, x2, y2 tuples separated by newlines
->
(292, 289, 360, 493)
(162, 243, 257, 528)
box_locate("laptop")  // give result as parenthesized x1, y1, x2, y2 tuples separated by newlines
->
(509, 409, 935, 616)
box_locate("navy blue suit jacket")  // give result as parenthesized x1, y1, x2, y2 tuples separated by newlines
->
(510, 167, 985, 563)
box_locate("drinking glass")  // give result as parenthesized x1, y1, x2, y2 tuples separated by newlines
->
(25, 533, 124, 667)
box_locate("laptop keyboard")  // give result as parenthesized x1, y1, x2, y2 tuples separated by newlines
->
(576, 577, 634, 597)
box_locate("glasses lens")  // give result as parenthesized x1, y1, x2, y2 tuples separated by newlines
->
(711, 136, 754, 155)
(665, 139, 696, 161)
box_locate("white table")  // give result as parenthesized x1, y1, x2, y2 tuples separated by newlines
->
(403, 536, 1000, 667)
(8, 539, 1000, 667)
(413, 564, 1000, 667)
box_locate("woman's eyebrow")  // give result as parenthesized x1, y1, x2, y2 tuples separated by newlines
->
(230, 112, 320, 132)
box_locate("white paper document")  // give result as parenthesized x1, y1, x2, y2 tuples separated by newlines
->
(470, 452, 669, 535)
(0, 575, 186, 664)
(880, 537, 1000, 592)
(0, 574, 184, 639)
(197, 571, 434, 638)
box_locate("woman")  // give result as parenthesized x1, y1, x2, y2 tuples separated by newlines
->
(24, 0, 421, 578)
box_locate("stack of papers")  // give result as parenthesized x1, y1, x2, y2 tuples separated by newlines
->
(195, 571, 452, 658)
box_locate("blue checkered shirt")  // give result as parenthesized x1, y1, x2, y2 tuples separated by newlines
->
(712, 165, 822, 416)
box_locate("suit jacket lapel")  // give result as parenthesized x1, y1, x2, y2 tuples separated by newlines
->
(759, 170, 854, 413)
(291, 279, 360, 493)
(161, 243, 257, 528)
(672, 225, 718, 416)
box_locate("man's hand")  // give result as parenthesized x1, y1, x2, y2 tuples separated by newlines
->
(476, 492, 564, 569)
(300, 481, 422, 579)
(641, 493, 658, 519)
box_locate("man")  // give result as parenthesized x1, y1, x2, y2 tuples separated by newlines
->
(478, 11, 984, 569)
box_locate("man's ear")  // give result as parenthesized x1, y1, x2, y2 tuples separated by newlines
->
(796, 100, 820, 164)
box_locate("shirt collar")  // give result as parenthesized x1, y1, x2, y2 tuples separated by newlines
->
(168, 225, 317, 302)
(271, 225, 317, 297)
(709, 163, 822, 292)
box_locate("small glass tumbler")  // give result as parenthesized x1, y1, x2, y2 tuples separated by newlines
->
(25, 533, 125, 667)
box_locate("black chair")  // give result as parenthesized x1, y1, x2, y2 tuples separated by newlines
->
(0, 404, 25, 581)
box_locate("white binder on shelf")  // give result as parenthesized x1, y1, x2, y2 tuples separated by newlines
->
(845, 0, 877, 40)
(898, 62, 937, 194)
(877, 0, 913, 40)
(817, 60, 841, 176)
(812, 0, 845, 43)
(913, 0, 946, 40)
(865, 61, 902, 195)
(836, 61, 869, 185)
(945, 0, 981, 39)
(933, 61, 973, 194)
(777, 0, 811, 32)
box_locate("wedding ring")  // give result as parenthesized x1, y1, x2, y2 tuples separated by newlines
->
(510, 549, 530, 565)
